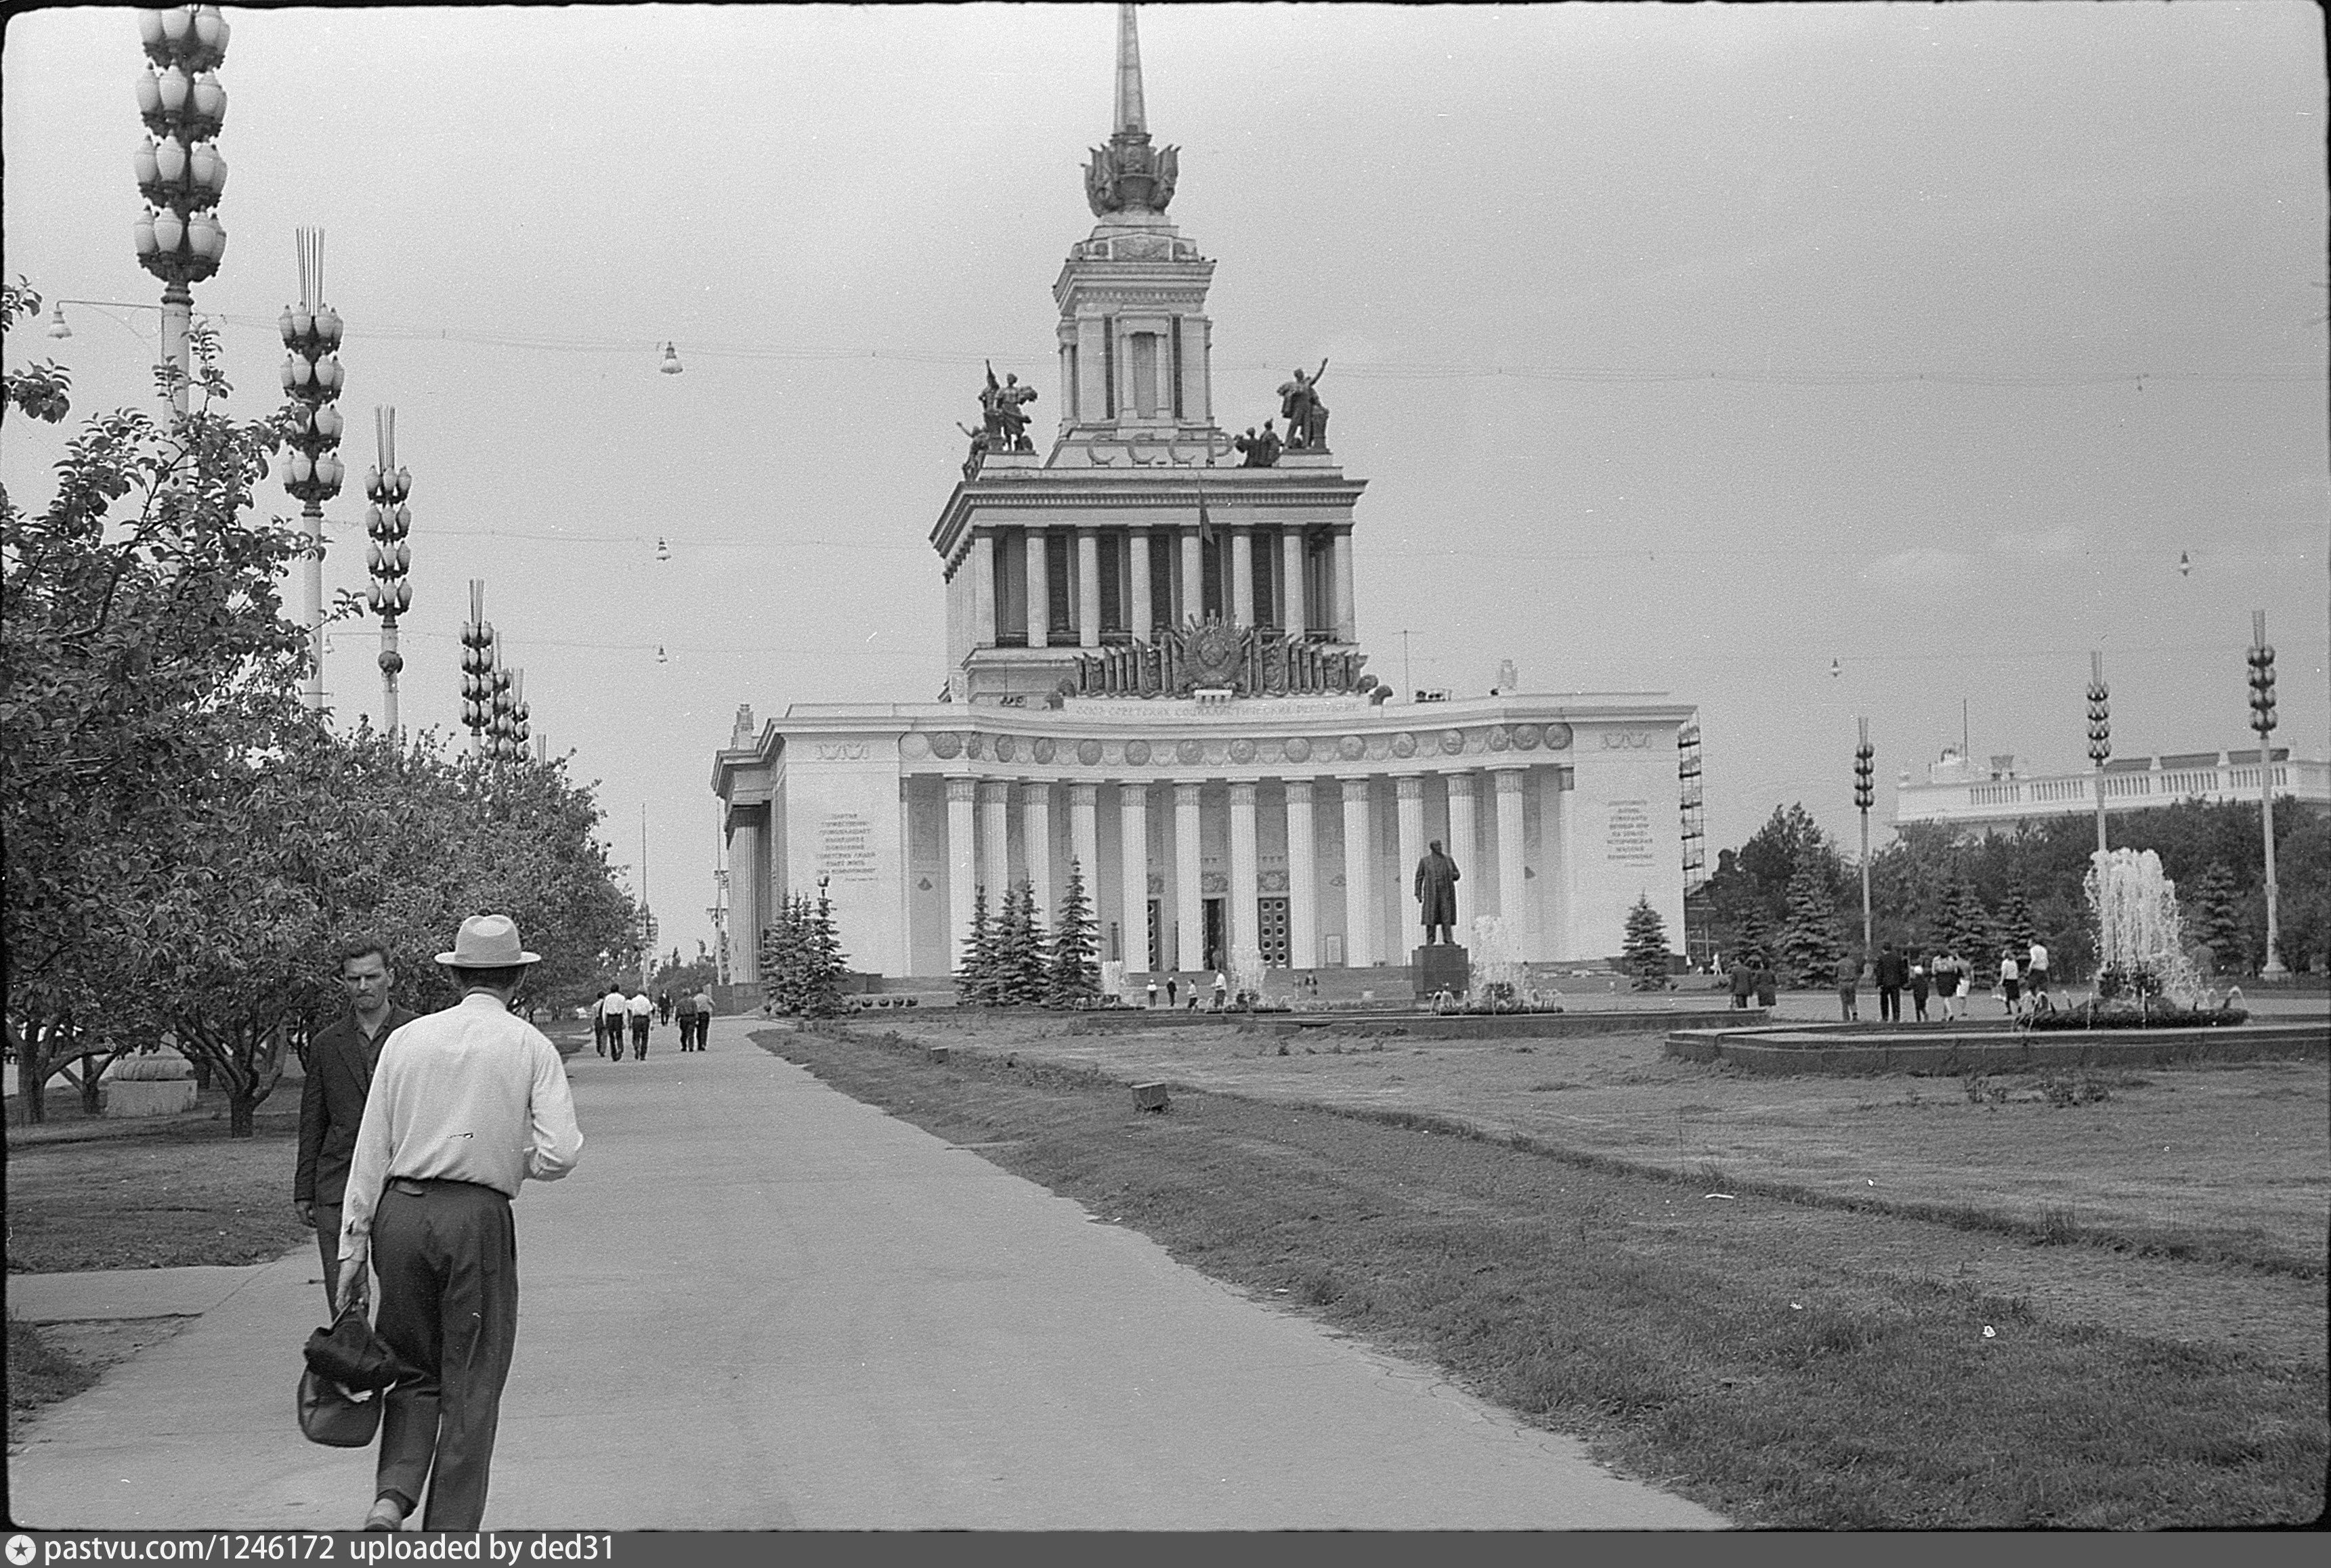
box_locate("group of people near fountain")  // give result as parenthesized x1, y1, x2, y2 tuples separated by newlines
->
(1728, 940, 2057, 1023)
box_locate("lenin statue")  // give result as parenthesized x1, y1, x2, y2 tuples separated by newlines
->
(1414, 840, 1461, 945)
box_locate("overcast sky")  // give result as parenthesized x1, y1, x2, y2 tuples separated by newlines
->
(5, 3, 2324, 963)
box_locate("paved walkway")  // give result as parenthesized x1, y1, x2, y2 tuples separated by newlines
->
(9, 1016, 1724, 1531)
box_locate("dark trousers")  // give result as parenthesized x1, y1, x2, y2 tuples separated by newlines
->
(1911, 989, 1929, 1020)
(372, 1179, 519, 1533)
(1879, 985, 1902, 1022)
(314, 1201, 344, 1311)
(694, 1013, 711, 1049)
(630, 1018, 647, 1058)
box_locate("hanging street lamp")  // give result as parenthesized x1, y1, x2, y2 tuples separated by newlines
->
(364, 408, 413, 735)
(280, 228, 346, 712)
(2248, 612, 2285, 978)
(133, 5, 231, 413)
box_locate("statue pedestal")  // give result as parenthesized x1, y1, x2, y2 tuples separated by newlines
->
(1412, 944, 1470, 999)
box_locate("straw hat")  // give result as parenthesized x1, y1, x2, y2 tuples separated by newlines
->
(433, 914, 542, 968)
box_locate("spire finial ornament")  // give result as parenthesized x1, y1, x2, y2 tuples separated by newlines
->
(1113, 2, 1147, 137)
(1086, 3, 1178, 218)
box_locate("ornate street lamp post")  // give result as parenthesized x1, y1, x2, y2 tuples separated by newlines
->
(363, 409, 413, 734)
(1852, 718, 1875, 960)
(459, 581, 498, 758)
(2248, 612, 2285, 978)
(133, 5, 231, 414)
(280, 229, 346, 712)
(2087, 651, 2111, 854)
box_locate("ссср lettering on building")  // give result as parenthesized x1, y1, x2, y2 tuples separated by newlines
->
(713, 7, 1694, 996)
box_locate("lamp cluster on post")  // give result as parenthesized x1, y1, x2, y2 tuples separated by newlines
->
(1853, 718, 1875, 959)
(132, 6, 231, 412)
(2086, 651, 2111, 853)
(459, 581, 498, 758)
(364, 408, 413, 735)
(280, 229, 346, 713)
(460, 582, 532, 765)
(2248, 612, 2284, 978)
(488, 663, 532, 763)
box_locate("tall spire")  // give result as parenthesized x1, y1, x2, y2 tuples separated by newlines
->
(1086, 5, 1178, 218)
(1113, 3, 1147, 137)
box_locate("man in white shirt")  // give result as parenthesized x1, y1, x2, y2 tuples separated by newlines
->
(597, 985, 627, 1060)
(337, 915, 582, 1533)
(626, 988, 652, 1060)
(2027, 940, 2051, 1011)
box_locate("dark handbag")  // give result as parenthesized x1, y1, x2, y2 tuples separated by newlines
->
(304, 1300, 410, 1392)
(297, 1367, 384, 1447)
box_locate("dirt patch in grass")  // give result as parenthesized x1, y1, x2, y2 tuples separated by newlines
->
(758, 1022, 2327, 1528)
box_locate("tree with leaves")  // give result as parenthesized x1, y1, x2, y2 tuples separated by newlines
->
(1778, 864, 1843, 986)
(1934, 876, 1997, 978)
(1621, 894, 1673, 990)
(3, 281, 305, 1120)
(1046, 858, 1099, 1007)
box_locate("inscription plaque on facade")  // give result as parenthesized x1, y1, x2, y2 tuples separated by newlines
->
(816, 812, 878, 884)
(1604, 799, 1656, 867)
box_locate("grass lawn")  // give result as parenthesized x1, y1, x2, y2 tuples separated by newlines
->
(758, 1019, 2327, 1529)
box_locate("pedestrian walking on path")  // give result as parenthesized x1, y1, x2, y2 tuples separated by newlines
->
(1997, 949, 2022, 1018)
(628, 988, 652, 1060)
(1908, 961, 1931, 1022)
(1835, 952, 1862, 1022)
(336, 914, 583, 1532)
(597, 985, 626, 1058)
(294, 936, 418, 1312)
(692, 986, 714, 1051)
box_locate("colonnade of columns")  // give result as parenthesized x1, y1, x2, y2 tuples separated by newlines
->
(932, 766, 1547, 974)
(964, 522, 1359, 648)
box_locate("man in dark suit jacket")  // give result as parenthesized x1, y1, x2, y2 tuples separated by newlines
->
(295, 937, 419, 1310)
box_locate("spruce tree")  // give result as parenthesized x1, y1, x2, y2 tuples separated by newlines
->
(1937, 877, 1997, 976)
(957, 886, 995, 1006)
(1010, 881, 1050, 1004)
(2191, 861, 2245, 976)
(1621, 894, 1673, 990)
(1047, 858, 1099, 1007)
(1998, 884, 2036, 953)
(804, 882, 848, 1017)
(1733, 900, 1775, 972)
(1778, 864, 1843, 986)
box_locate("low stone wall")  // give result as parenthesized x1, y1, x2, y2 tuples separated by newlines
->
(102, 1079, 198, 1117)
(998, 1005, 1757, 1039)
(1665, 1022, 2330, 1075)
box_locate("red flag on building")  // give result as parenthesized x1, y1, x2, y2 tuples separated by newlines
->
(1196, 473, 1214, 548)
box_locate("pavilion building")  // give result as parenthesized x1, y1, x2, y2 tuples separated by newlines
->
(712, 7, 1694, 992)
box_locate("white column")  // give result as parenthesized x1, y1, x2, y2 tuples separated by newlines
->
(1023, 779, 1054, 921)
(1447, 770, 1479, 938)
(972, 530, 996, 647)
(1174, 780, 1204, 973)
(1543, 766, 1573, 962)
(1395, 775, 1427, 956)
(1285, 779, 1318, 968)
(1130, 526, 1154, 638)
(1069, 781, 1100, 913)
(1025, 527, 1049, 649)
(1077, 529, 1101, 649)
(1119, 781, 1151, 970)
(945, 778, 977, 972)
(1228, 780, 1260, 959)
(1495, 767, 1528, 921)
(1331, 527, 1356, 641)
(1180, 528, 1203, 626)
(1340, 777, 1373, 966)
(1231, 527, 1255, 628)
(1280, 527, 1306, 634)
(729, 818, 761, 984)
(980, 780, 1011, 905)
